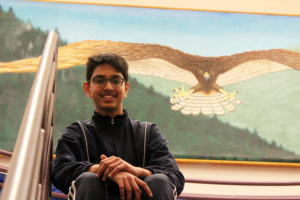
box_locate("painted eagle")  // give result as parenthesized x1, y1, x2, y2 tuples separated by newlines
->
(1, 40, 300, 116)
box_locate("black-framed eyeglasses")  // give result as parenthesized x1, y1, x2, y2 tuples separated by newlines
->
(89, 76, 125, 87)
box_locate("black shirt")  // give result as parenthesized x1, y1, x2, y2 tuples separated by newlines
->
(52, 110, 185, 195)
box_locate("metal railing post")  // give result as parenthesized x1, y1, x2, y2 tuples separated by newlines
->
(1, 31, 59, 200)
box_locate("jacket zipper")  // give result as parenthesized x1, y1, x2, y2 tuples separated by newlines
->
(110, 118, 117, 155)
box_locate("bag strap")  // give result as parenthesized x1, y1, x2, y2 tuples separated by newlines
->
(77, 121, 90, 162)
(130, 118, 151, 168)
(142, 122, 148, 168)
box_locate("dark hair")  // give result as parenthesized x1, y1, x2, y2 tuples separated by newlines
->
(86, 53, 128, 82)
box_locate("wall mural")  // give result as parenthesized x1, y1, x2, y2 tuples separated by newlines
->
(1, 0, 300, 163)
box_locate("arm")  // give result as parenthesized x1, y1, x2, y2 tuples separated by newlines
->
(144, 124, 185, 195)
(90, 154, 152, 180)
(88, 155, 153, 200)
(52, 124, 94, 194)
(91, 123, 185, 196)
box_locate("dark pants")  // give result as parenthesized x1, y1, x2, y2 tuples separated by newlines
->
(68, 172, 176, 200)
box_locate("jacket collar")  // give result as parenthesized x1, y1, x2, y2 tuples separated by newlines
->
(92, 109, 128, 126)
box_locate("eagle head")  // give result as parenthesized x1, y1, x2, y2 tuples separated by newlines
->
(197, 70, 215, 82)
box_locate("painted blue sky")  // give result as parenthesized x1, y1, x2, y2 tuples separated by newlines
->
(1, 0, 300, 56)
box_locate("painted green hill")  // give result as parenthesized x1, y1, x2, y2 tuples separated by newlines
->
(132, 69, 300, 156)
(1, 66, 299, 162)
(0, 6, 67, 62)
(220, 69, 300, 154)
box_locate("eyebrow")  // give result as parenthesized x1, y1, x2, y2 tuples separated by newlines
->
(93, 75, 123, 79)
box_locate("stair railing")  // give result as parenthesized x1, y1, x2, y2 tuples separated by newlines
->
(1, 31, 59, 200)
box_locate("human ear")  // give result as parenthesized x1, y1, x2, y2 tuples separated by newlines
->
(83, 81, 92, 98)
(124, 82, 130, 98)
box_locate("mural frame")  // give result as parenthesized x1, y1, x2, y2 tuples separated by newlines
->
(2, 0, 300, 167)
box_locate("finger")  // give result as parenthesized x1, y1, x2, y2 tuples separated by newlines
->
(100, 155, 116, 166)
(129, 177, 142, 200)
(101, 156, 117, 164)
(118, 180, 125, 200)
(135, 178, 153, 197)
(109, 162, 137, 178)
(100, 154, 107, 160)
(124, 178, 132, 200)
(108, 163, 126, 178)
(96, 163, 106, 178)
(103, 160, 123, 181)
(97, 156, 118, 179)
(96, 155, 109, 178)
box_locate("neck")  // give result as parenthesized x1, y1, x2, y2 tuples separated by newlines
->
(95, 108, 123, 118)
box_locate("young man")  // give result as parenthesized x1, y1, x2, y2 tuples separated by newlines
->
(52, 53, 185, 200)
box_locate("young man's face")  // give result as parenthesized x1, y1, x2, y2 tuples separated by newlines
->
(83, 64, 129, 117)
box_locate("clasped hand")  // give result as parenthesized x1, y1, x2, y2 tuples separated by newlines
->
(94, 155, 153, 200)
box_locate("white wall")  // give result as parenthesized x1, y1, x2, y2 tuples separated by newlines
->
(178, 163, 300, 196)
(43, 0, 300, 16)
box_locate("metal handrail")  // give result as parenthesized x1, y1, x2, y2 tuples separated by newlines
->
(0, 149, 12, 157)
(1, 31, 58, 200)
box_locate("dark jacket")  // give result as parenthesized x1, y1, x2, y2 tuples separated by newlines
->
(52, 110, 185, 195)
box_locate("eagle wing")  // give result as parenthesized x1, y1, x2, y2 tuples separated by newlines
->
(216, 49, 300, 86)
(2, 41, 300, 86)
(58, 40, 202, 77)
(170, 49, 300, 116)
(128, 58, 197, 86)
(0, 40, 199, 87)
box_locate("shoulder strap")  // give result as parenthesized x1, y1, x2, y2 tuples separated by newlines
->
(77, 121, 90, 162)
(130, 118, 151, 168)
(142, 122, 148, 168)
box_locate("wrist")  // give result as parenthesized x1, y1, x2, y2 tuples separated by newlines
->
(87, 164, 99, 173)
(136, 167, 152, 178)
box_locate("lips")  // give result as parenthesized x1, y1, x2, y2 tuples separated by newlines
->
(103, 95, 114, 98)
(100, 94, 117, 102)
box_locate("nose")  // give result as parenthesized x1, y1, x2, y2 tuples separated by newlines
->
(104, 80, 113, 90)
(104, 80, 113, 89)
(104, 80, 114, 90)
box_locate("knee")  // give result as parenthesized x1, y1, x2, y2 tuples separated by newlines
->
(144, 174, 175, 200)
(76, 172, 98, 183)
(75, 172, 104, 190)
(144, 174, 169, 186)
(70, 172, 106, 199)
